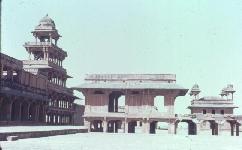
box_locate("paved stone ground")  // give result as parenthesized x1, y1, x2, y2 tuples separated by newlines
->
(1, 131, 241, 150)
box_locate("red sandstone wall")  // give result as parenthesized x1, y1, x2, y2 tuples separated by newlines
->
(20, 71, 47, 90)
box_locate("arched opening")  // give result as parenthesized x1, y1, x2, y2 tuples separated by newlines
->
(176, 121, 188, 135)
(90, 120, 103, 132)
(156, 122, 168, 134)
(21, 102, 29, 121)
(150, 121, 158, 134)
(0, 100, 8, 121)
(188, 121, 197, 135)
(128, 121, 137, 133)
(203, 109, 206, 114)
(220, 110, 224, 115)
(107, 120, 122, 133)
(176, 120, 197, 135)
(29, 103, 37, 121)
(11, 101, 21, 121)
(108, 91, 125, 113)
(228, 121, 240, 136)
(212, 110, 216, 114)
(38, 105, 44, 122)
(208, 120, 219, 135)
(154, 96, 165, 113)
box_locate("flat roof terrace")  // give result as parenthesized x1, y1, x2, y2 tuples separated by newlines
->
(85, 74, 176, 82)
(74, 74, 188, 96)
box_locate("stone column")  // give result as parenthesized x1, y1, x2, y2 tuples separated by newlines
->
(50, 114, 54, 124)
(115, 98, 118, 112)
(164, 95, 175, 114)
(5, 100, 13, 121)
(35, 105, 38, 122)
(124, 120, 129, 133)
(0, 64, 3, 79)
(49, 33, 52, 43)
(236, 123, 240, 136)
(215, 120, 224, 136)
(168, 122, 176, 134)
(43, 47, 46, 60)
(142, 119, 150, 134)
(85, 120, 91, 132)
(196, 122, 201, 135)
(0, 97, 3, 109)
(103, 120, 108, 133)
(46, 48, 49, 60)
(17, 102, 22, 121)
(121, 121, 125, 133)
(230, 122, 235, 136)
(7, 69, 13, 81)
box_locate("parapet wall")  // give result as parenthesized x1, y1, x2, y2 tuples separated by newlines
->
(85, 74, 176, 83)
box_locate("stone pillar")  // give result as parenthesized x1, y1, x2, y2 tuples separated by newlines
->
(230, 122, 235, 136)
(50, 114, 54, 124)
(5, 101, 13, 121)
(115, 98, 118, 112)
(103, 120, 107, 132)
(142, 119, 150, 134)
(54, 114, 58, 124)
(85, 120, 91, 132)
(168, 122, 176, 134)
(236, 123, 240, 136)
(43, 47, 46, 60)
(216, 120, 224, 136)
(36, 105, 40, 122)
(17, 102, 22, 121)
(1, 64, 4, 79)
(0, 97, 3, 109)
(7, 69, 13, 81)
(49, 33, 52, 43)
(121, 121, 125, 133)
(196, 122, 200, 135)
(164, 95, 175, 114)
(46, 48, 49, 60)
(125, 120, 129, 133)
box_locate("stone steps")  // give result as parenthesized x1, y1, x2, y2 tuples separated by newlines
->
(0, 128, 88, 141)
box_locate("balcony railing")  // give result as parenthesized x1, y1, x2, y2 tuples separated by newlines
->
(0, 79, 47, 97)
(48, 82, 73, 95)
(24, 41, 52, 46)
(85, 74, 176, 81)
(24, 42, 67, 56)
(23, 60, 66, 73)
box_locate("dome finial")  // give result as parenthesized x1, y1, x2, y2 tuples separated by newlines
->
(189, 84, 201, 100)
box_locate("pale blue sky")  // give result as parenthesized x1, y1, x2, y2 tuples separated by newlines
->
(2, 0, 242, 114)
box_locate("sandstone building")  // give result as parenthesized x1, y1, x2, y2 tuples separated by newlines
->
(74, 74, 188, 134)
(0, 15, 78, 125)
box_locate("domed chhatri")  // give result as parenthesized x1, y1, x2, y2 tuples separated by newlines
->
(31, 14, 61, 42)
(35, 14, 56, 30)
(189, 84, 201, 99)
(40, 14, 55, 27)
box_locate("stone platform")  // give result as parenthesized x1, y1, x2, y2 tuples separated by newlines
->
(0, 126, 88, 141)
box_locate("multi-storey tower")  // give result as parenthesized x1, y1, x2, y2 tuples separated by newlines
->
(22, 14, 76, 125)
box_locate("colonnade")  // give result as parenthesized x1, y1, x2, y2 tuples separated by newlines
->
(86, 118, 241, 136)
(86, 119, 164, 134)
(46, 113, 73, 125)
(49, 99, 72, 109)
(0, 96, 46, 124)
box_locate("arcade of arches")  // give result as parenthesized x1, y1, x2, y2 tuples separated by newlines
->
(86, 118, 240, 136)
(0, 95, 46, 124)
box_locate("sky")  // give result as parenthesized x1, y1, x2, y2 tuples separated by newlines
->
(2, 0, 242, 114)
